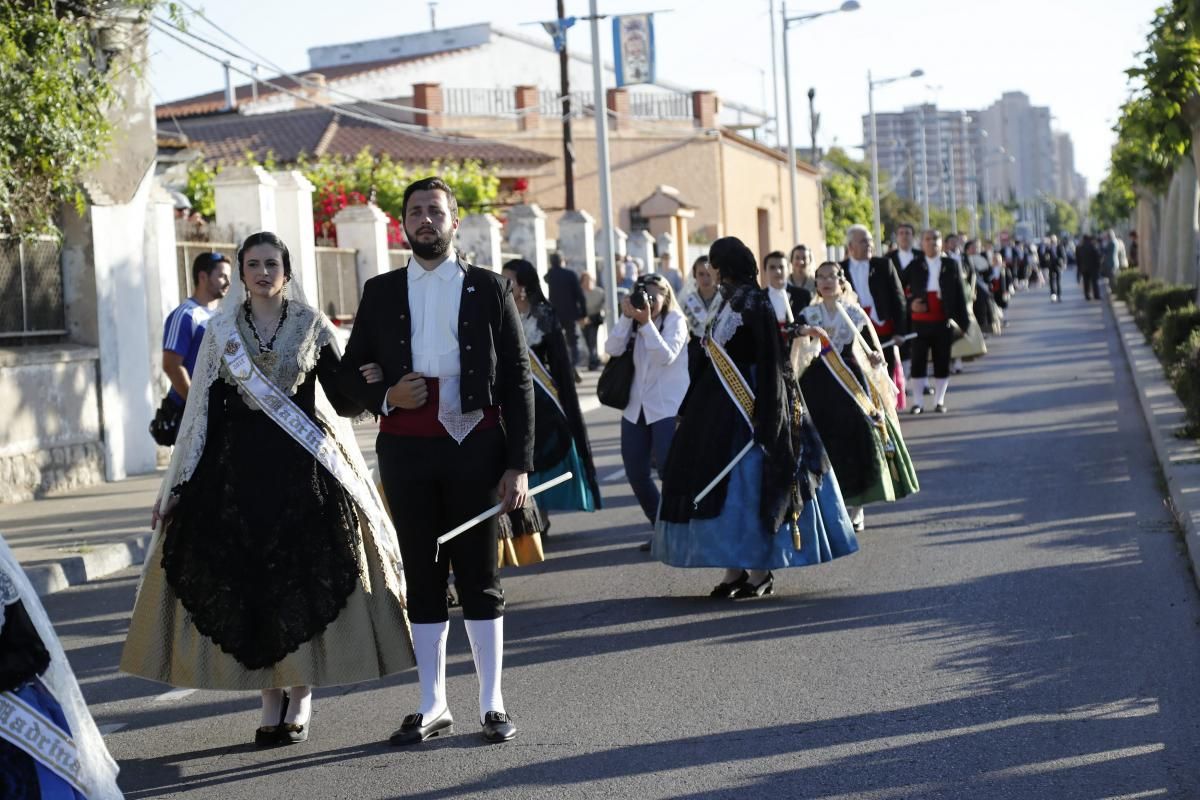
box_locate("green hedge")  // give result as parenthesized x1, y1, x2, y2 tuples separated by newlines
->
(1134, 283, 1194, 335)
(1171, 328, 1200, 430)
(1113, 269, 1148, 300)
(1154, 304, 1200, 365)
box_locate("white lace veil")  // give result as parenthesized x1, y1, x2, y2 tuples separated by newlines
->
(139, 250, 406, 604)
(0, 535, 123, 799)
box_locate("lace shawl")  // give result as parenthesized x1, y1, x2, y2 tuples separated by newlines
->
(140, 302, 406, 605)
(0, 536, 123, 800)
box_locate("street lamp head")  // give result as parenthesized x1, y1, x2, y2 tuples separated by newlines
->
(840, 0, 861, 11)
(910, 69, 924, 78)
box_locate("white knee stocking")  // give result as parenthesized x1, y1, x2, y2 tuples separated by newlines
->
(260, 689, 285, 727)
(411, 621, 450, 718)
(284, 685, 312, 726)
(464, 617, 505, 723)
(934, 377, 950, 406)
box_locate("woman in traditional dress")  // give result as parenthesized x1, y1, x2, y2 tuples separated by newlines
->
(798, 261, 919, 533)
(500, 259, 601, 528)
(950, 242, 988, 373)
(121, 232, 414, 747)
(966, 240, 1002, 336)
(0, 535, 123, 800)
(654, 237, 858, 599)
(680, 255, 722, 378)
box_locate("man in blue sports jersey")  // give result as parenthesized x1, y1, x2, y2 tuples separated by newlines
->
(162, 252, 232, 407)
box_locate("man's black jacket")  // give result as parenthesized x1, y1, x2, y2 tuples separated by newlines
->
(840, 256, 910, 337)
(338, 258, 535, 472)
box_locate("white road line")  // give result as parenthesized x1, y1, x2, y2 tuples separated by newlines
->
(603, 467, 626, 483)
(98, 723, 127, 735)
(152, 687, 196, 703)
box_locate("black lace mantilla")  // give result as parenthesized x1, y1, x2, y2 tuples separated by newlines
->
(162, 349, 362, 670)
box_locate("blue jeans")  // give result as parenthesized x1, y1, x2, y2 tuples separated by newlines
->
(621, 412, 677, 526)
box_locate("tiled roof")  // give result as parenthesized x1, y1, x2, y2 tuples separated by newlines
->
(168, 105, 554, 171)
(155, 47, 476, 121)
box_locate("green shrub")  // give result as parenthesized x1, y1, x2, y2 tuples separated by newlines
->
(1127, 278, 1164, 316)
(1113, 269, 1148, 300)
(1134, 283, 1193, 335)
(1170, 328, 1200, 430)
(1154, 304, 1200, 364)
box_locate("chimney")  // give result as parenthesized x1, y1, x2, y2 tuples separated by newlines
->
(692, 90, 719, 130)
(298, 73, 329, 109)
(223, 61, 236, 111)
(515, 85, 540, 131)
(607, 88, 630, 131)
(413, 82, 444, 129)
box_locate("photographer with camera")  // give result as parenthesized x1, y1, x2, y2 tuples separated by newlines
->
(603, 273, 689, 552)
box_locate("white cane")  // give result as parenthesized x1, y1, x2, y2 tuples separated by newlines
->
(433, 471, 574, 561)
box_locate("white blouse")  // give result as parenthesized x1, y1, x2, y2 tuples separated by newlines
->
(604, 310, 690, 425)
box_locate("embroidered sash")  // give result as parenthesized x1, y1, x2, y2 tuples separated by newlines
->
(528, 349, 566, 419)
(221, 330, 388, 536)
(703, 336, 754, 429)
(817, 338, 899, 480)
(0, 686, 86, 795)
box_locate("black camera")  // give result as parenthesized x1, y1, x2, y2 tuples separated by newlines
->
(629, 287, 650, 310)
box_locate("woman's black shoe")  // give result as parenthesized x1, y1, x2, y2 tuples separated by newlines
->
(279, 722, 309, 744)
(254, 691, 289, 747)
(733, 572, 774, 599)
(710, 571, 750, 598)
(638, 539, 652, 552)
(389, 708, 454, 746)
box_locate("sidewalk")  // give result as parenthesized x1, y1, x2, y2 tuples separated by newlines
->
(1108, 291, 1200, 591)
(2, 368, 602, 596)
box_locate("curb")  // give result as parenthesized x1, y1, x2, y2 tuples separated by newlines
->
(1109, 295, 1200, 590)
(22, 534, 152, 597)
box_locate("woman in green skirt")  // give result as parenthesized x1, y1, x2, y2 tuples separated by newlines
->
(798, 261, 919, 531)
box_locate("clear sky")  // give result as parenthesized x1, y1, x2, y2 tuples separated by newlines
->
(149, 0, 1162, 195)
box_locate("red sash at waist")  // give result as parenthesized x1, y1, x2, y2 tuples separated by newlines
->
(379, 377, 501, 438)
(911, 291, 947, 323)
(861, 306, 895, 337)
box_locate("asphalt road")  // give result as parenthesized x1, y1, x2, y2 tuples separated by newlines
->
(43, 274, 1200, 799)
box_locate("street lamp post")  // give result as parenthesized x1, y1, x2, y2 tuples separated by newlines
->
(782, 0, 860, 246)
(868, 67, 923, 245)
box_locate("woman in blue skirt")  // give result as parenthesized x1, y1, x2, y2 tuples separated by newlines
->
(654, 237, 858, 598)
(501, 260, 601, 527)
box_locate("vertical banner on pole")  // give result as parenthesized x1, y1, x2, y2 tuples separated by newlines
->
(613, 14, 656, 87)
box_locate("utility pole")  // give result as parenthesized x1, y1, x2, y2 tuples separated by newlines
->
(558, 0, 575, 210)
(807, 87, 819, 166)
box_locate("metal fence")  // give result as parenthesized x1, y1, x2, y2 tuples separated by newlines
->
(0, 236, 66, 339)
(176, 241, 238, 303)
(445, 88, 520, 117)
(629, 91, 692, 120)
(315, 246, 359, 323)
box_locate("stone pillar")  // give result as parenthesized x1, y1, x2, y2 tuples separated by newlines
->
(655, 231, 678, 276)
(271, 170, 319, 304)
(596, 226, 628, 260)
(456, 213, 503, 270)
(333, 203, 391, 295)
(414, 82, 444, 129)
(143, 185, 179, 392)
(627, 229, 656, 275)
(557, 209, 596, 276)
(506, 203, 548, 279)
(515, 85, 540, 132)
(607, 87, 630, 131)
(213, 165, 278, 245)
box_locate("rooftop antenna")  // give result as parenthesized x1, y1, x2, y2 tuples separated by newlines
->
(429, 2, 438, 30)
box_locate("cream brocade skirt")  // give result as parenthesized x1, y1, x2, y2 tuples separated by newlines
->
(120, 522, 415, 691)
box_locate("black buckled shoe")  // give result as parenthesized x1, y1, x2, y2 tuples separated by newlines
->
(389, 708, 454, 746)
(254, 691, 289, 747)
(481, 711, 516, 743)
(709, 571, 750, 598)
(733, 571, 774, 599)
(279, 721, 309, 745)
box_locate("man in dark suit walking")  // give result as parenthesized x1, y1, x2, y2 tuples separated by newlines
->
(340, 177, 533, 747)
(545, 252, 587, 367)
(840, 224, 909, 390)
(902, 229, 970, 414)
